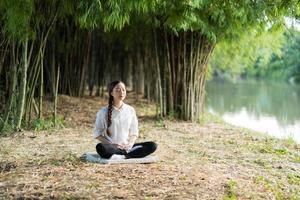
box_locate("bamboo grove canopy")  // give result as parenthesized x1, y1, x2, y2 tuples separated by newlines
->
(0, 0, 299, 132)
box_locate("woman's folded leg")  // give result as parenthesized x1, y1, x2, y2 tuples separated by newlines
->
(96, 143, 127, 159)
(126, 141, 157, 159)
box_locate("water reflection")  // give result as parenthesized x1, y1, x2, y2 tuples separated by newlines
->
(206, 79, 300, 142)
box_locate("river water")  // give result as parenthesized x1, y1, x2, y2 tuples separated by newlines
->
(205, 79, 300, 143)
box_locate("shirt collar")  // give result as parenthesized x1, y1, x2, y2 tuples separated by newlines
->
(112, 102, 125, 112)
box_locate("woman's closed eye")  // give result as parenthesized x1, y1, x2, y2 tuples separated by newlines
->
(114, 88, 126, 92)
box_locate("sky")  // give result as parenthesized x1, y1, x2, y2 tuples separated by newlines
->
(285, 17, 300, 30)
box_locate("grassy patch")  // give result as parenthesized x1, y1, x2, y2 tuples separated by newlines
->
(282, 136, 297, 148)
(258, 144, 274, 154)
(253, 159, 271, 168)
(249, 140, 291, 157)
(287, 173, 300, 185)
(273, 148, 289, 155)
(254, 175, 299, 199)
(155, 117, 165, 128)
(65, 152, 82, 165)
(200, 112, 224, 124)
(0, 115, 65, 135)
(1, 95, 300, 200)
(293, 154, 300, 163)
(0, 122, 15, 135)
(30, 115, 65, 131)
(254, 175, 274, 191)
(35, 152, 81, 167)
(223, 180, 238, 200)
(50, 159, 63, 166)
(259, 145, 289, 156)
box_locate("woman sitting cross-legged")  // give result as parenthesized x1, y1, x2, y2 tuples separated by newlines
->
(93, 80, 157, 159)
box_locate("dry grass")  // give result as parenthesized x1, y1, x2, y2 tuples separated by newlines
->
(1, 94, 300, 200)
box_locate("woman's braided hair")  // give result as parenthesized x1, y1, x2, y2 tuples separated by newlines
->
(107, 80, 124, 136)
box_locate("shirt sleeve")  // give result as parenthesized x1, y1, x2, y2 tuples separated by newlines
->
(93, 108, 107, 139)
(129, 108, 139, 138)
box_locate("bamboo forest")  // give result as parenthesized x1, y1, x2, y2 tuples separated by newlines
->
(1, 1, 300, 199)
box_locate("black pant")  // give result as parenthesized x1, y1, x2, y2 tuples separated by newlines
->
(96, 141, 157, 159)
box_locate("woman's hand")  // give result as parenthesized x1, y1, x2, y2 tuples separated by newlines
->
(116, 142, 134, 151)
(124, 142, 134, 151)
(122, 136, 137, 152)
(116, 143, 126, 149)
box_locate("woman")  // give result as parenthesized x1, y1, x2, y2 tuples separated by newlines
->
(93, 80, 157, 159)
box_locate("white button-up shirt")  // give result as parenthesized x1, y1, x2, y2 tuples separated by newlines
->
(93, 103, 139, 144)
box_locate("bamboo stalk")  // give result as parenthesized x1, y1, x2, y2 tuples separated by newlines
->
(164, 29, 174, 114)
(0, 40, 9, 75)
(25, 40, 42, 122)
(79, 31, 92, 97)
(0, 47, 17, 132)
(16, 38, 29, 130)
(153, 29, 163, 117)
(175, 35, 181, 108)
(54, 66, 60, 127)
(183, 32, 187, 119)
(38, 44, 45, 119)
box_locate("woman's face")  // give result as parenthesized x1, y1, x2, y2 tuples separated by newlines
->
(111, 82, 126, 101)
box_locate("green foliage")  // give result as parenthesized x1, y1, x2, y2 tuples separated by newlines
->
(33, 118, 53, 131)
(154, 0, 299, 43)
(167, 110, 177, 120)
(0, 120, 15, 135)
(76, 0, 156, 30)
(1, 0, 300, 126)
(31, 115, 65, 131)
(76, 0, 102, 29)
(259, 28, 300, 83)
(2, 0, 299, 58)
(2, 0, 34, 40)
(64, 0, 300, 43)
(210, 27, 300, 83)
(209, 28, 284, 81)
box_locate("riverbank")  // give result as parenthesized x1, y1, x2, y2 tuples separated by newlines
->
(1, 95, 299, 199)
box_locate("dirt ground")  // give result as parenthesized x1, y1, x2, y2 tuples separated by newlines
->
(1, 94, 300, 199)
